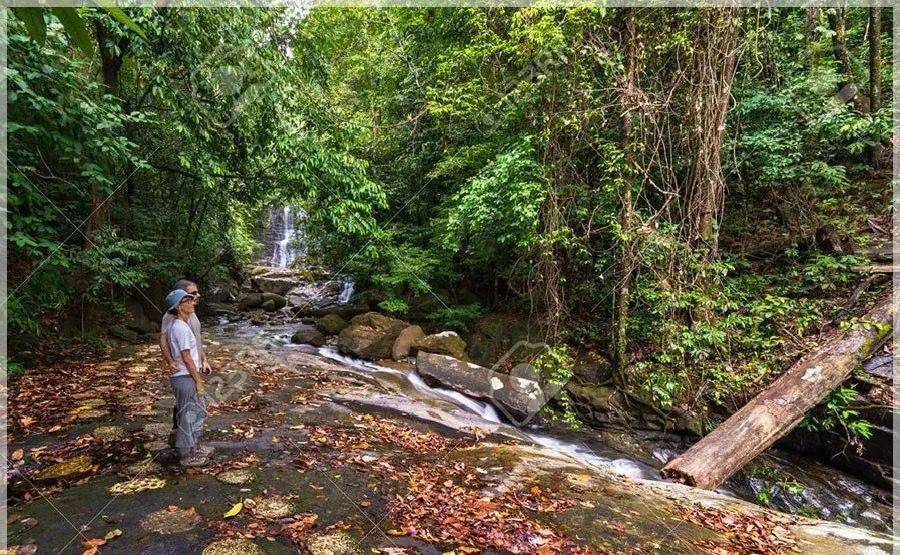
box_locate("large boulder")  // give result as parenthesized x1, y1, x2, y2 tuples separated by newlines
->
(316, 313, 348, 336)
(123, 296, 157, 333)
(287, 281, 343, 312)
(416, 352, 545, 422)
(414, 331, 467, 360)
(204, 302, 238, 317)
(338, 312, 409, 360)
(238, 293, 264, 310)
(291, 325, 325, 347)
(392, 325, 425, 360)
(260, 292, 287, 311)
(252, 275, 301, 296)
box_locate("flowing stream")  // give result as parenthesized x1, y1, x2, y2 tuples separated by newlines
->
(246, 206, 890, 533)
(213, 318, 891, 532)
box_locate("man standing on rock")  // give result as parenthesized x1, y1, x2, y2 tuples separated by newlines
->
(159, 279, 212, 450)
(163, 288, 212, 466)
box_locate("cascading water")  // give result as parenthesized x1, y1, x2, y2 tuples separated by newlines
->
(338, 276, 355, 305)
(269, 206, 306, 268)
(214, 320, 893, 532)
(312, 345, 657, 480)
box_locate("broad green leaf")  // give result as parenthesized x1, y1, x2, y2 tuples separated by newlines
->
(101, 6, 147, 39)
(51, 8, 94, 57)
(12, 8, 47, 45)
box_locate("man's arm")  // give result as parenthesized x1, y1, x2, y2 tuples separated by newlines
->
(159, 332, 178, 372)
(181, 349, 205, 395)
(193, 315, 212, 374)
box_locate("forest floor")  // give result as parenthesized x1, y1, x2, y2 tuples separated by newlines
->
(6, 332, 895, 555)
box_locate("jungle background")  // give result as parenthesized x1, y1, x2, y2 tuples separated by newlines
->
(7, 6, 894, 489)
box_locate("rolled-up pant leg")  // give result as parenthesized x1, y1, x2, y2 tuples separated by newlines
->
(170, 375, 206, 454)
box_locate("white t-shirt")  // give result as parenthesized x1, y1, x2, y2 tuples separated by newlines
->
(161, 312, 203, 354)
(168, 319, 201, 377)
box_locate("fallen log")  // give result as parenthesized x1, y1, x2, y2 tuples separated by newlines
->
(661, 295, 894, 490)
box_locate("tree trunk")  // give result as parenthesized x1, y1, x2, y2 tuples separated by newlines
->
(868, 6, 882, 168)
(661, 295, 894, 490)
(682, 8, 738, 257)
(868, 7, 881, 113)
(611, 8, 638, 380)
(93, 20, 125, 95)
(828, 8, 857, 94)
(804, 7, 820, 64)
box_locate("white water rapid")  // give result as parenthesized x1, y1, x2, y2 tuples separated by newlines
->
(313, 345, 660, 480)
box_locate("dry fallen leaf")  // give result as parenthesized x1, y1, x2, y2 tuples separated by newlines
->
(81, 537, 106, 555)
(224, 501, 244, 518)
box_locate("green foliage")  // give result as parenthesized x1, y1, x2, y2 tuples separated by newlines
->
(443, 139, 546, 265)
(634, 262, 826, 410)
(378, 296, 409, 315)
(427, 303, 482, 333)
(800, 386, 873, 444)
(747, 461, 806, 510)
(801, 254, 867, 291)
(532, 345, 580, 428)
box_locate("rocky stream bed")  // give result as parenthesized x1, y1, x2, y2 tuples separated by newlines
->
(6, 313, 896, 554)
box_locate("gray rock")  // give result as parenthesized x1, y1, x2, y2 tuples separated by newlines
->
(317, 313, 349, 336)
(238, 293, 264, 310)
(260, 292, 287, 311)
(287, 281, 343, 311)
(291, 325, 325, 347)
(124, 296, 157, 333)
(415, 331, 468, 359)
(338, 312, 409, 359)
(205, 302, 238, 316)
(392, 325, 425, 360)
(863, 355, 892, 380)
(110, 326, 139, 342)
(415, 352, 544, 422)
(252, 275, 301, 296)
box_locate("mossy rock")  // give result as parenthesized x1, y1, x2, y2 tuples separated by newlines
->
(316, 313, 348, 335)
(565, 383, 616, 412)
(77, 409, 109, 420)
(77, 398, 107, 409)
(34, 455, 93, 481)
(250, 495, 294, 519)
(307, 532, 360, 555)
(143, 422, 172, 436)
(202, 539, 264, 555)
(216, 468, 256, 485)
(141, 506, 201, 534)
(93, 426, 125, 441)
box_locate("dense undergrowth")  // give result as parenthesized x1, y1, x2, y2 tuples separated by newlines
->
(7, 7, 892, 439)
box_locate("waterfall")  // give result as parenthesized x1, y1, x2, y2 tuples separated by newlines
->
(269, 206, 305, 268)
(338, 276, 355, 305)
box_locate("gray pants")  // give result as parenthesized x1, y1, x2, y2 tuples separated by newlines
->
(170, 375, 206, 455)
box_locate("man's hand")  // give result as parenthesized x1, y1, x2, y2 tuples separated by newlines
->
(202, 359, 213, 375)
(168, 359, 179, 373)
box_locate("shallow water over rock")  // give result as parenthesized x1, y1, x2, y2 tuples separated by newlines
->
(214, 317, 893, 533)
